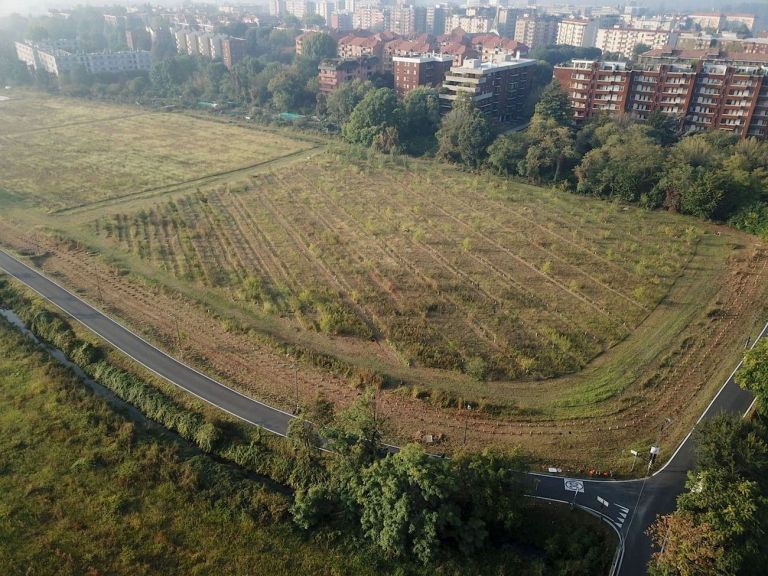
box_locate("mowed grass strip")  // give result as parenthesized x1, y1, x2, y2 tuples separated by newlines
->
(91, 149, 702, 382)
(0, 98, 314, 209)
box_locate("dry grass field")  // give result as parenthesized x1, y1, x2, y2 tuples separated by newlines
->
(0, 94, 317, 210)
(1, 94, 767, 472)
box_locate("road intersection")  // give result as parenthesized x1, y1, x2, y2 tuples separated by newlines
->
(0, 247, 764, 576)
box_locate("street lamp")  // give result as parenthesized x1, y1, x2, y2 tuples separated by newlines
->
(463, 403, 473, 445)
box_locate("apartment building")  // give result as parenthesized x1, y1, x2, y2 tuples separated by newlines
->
(426, 5, 447, 36)
(554, 56, 768, 139)
(448, 14, 491, 34)
(388, 6, 417, 36)
(748, 77, 768, 140)
(393, 54, 453, 97)
(471, 34, 528, 61)
(331, 12, 353, 32)
(383, 37, 435, 71)
(174, 30, 244, 68)
(626, 65, 696, 124)
(596, 26, 676, 59)
(724, 13, 756, 32)
(439, 55, 536, 125)
(353, 7, 386, 32)
(553, 60, 632, 121)
(688, 12, 725, 32)
(221, 36, 245, 69)
(315, 1, 335, 23)
(15, 40, 151, 77)
(514, 14, 558, 51)
(683, 64, 764, 137)
(338, 34, 385, 61)
(318, 56, 379, 94)
(556, 18, 598, 48)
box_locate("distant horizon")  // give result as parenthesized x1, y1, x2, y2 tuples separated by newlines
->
(0, 0, 762, 19)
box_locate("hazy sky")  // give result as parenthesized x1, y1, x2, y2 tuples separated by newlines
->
(0, 0, 760, 18)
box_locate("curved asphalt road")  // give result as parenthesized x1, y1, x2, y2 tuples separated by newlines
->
(1, 247, 765, 575)
(0, 249, 295, 436)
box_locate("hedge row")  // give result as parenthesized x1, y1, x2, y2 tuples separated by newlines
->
(0, 278, 296, 485)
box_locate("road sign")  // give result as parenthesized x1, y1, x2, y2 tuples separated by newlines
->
(564, 479, 585, 493)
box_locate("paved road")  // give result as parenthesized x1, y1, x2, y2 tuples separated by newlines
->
(0, 248, 764, 575)
(0, 249, 295, 436)
(533, 320, 767, 575)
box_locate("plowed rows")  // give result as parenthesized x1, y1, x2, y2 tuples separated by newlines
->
(93, 154, 701, 382)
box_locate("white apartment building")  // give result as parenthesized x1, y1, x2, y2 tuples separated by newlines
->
(556, 18, 598, 48)
(514, 15, 558, 50)
(596, 27, 677, 59)
(389, 6, 416, 36)
(175, 30, 229, 60)
(15, 40, 151, 76)
(353, 7, 386, 31)
(315, 1, 335, 23)
(448, 14, 491, 34)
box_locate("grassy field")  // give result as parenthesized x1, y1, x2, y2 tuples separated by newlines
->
(0, 94, 317, 210)
(1, 93, 767, 471)
(0, 316, 614, 575)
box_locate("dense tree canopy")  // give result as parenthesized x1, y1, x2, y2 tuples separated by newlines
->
(300, 32, 337, 62)
(737, 339, 768, 414)
(533, 80, 572, 127)
(436, 96, 492, 168)
(648, 414, 768, 575)
(342, 88, 403, 150)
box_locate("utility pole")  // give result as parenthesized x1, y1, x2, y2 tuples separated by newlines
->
(95, 272, 103, 304)
(175, 315, 183, 357)
(294, 363, 299, 415)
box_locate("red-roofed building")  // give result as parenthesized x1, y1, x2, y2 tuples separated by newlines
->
(471, 34, 529, 61)
(319, 56, 380, 94)
(382, 38, 436, 71)
(438, 42, 479, 66)
(338, 34, 384, 61)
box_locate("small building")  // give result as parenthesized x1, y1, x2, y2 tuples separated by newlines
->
(318, 56, 379, 94)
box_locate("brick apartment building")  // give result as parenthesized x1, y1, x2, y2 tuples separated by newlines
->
(554, 54, 768, 139)
(393, 54, 453, 97)
(221, 36, 245, 69)
(439, 55, 536, 125)
(553, 60, 632, 121)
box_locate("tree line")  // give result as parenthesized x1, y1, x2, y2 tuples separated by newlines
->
(646, 338, 768, 575)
